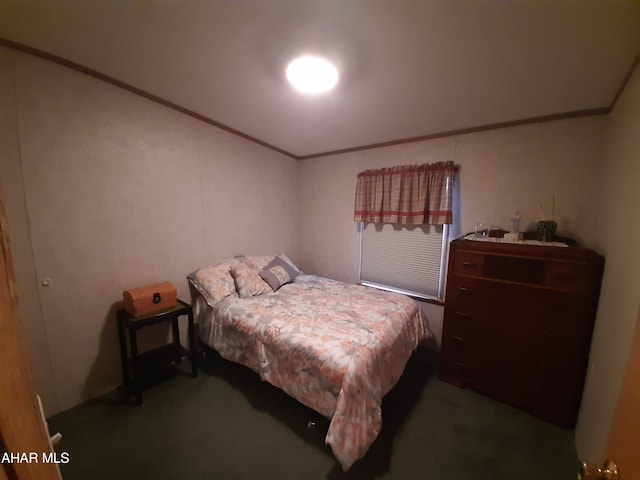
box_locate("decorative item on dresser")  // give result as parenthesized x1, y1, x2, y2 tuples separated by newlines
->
(439, 236, 604, 428)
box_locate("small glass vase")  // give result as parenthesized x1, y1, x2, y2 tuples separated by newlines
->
(536, 220, 557, 242)
(475, 219, 488, 238)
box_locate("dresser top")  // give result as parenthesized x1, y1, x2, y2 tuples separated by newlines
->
(452, 236, 604, 263)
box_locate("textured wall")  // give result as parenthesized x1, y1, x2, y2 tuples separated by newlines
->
(1, 48, 297, 414)
(296, 116, 606, 343)
(576, 64, 640, 463)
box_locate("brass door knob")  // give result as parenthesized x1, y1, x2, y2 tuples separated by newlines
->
(578, 459, 619, 480)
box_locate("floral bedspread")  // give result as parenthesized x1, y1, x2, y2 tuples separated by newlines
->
(198, 274, 430, 470)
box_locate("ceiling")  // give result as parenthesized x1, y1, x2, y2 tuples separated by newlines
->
(1, 0, 639, 158)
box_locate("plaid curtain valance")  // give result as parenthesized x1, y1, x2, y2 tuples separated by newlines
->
(354, 161, 457, 225)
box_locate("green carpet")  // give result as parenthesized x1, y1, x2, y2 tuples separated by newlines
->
(48, 349, 578, 479)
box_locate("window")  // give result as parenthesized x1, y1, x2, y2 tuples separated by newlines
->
(354, 161, 456, 301)
(359, 222, 449, 301)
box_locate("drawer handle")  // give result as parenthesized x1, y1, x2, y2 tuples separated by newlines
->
(453, 361, 465, 367)
(461, 261, 476, 267)
(455, 311, 471, 318)
(457, 287, 474, 294)
(452, 335, 466, 342)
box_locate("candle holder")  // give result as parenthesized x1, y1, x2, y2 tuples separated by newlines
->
(536, 220, 557, 242)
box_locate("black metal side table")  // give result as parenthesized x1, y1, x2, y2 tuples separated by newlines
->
(117, 299, 197, 404)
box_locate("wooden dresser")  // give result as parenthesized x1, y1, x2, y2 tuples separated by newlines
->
(439, 237, 604, 428)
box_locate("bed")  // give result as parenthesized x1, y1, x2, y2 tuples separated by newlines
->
(189, 254, 430, 470)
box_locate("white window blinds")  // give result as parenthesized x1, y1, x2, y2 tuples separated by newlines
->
(360, 223, 448, 300)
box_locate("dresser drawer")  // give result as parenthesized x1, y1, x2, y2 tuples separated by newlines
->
(536, 327, 587, 367)
(441, 333, 471, 361)
(452, 251, 484, 276)
(450, 281, 546, 341)
(469, 335, 538, 409)
(440, 326, 479, 387)
(439, 358, 469, 387)
(532, 361, 585, 427)
(445, 277, 493, 309)
(537, 333, 584, 364)
(443, 309, 475, 338)
(538, 293, 590, 341)
(544, 262, 591, 293)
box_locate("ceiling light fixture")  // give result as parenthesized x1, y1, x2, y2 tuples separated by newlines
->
(286, 55, 339, 94)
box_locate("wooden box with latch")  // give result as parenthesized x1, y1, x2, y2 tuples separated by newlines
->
(122, 281, 177, 318)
